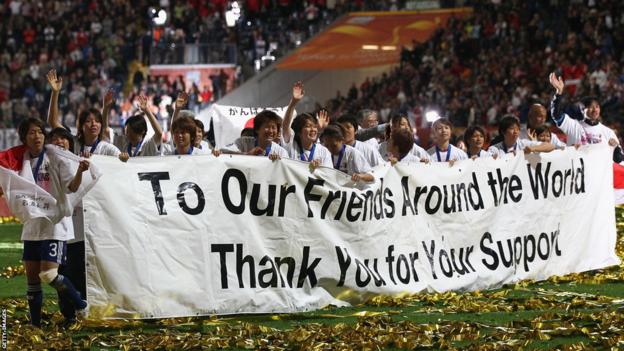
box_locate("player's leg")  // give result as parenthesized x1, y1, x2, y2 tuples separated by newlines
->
(39, 240, 88, 318)
(57, 241, 86, 324)
(23, 242, 43, 327)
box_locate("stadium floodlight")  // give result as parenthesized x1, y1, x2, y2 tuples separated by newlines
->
(153, 9, 168, 26)
(425, 110, 441, 123)
(381, 45, 396, 51)
(362, 45, 379, 50)
(226, 1, 242, 27)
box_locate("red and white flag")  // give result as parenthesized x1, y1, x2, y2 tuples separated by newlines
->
(0, 145, 101, 223)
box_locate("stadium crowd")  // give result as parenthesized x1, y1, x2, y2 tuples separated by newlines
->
(326, 0, 624, 145)
(0, 0, 414, 130)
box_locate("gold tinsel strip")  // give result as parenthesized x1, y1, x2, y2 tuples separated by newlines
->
(0, 264, 24, 279)
(2, 207, 624, 349)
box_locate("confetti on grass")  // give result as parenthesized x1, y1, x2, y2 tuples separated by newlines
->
(3, 207, 624, 349)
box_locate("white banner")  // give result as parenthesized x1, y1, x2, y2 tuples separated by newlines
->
(202, 104, 294, 148)
(0, 166, 58, 222)
(84, 145, 619, 319)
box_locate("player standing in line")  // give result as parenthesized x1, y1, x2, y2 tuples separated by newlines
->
(427, 118, 468, 163)
(386, 129, 423, 164)
(549, 72, 622, 161)
(162, 116, 219, 155)
(221, 110, 289, 159)
(487, 115, 556, 158)
(336, 114, 384, 168)
(193, 119, 212, 151)
(320, 124, 374, 182)
(46, 69, 122, 158)
(281, 82, 332, 169)
(46, 69, 123, 325)
(463, 125, 492, 159)
(16, 118, 90, 328)
(113, 94, 163, 160)
(521, 103, 566, 147)
(378, 114, 429, 162)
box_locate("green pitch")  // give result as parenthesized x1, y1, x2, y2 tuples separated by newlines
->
(2, 220, 624, 350)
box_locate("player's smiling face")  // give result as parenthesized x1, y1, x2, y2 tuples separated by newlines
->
(257, 120, 278, 146)
(537, 131, 551, 143)
(50, 135, 70, 150)
(300, 120, 318, 145)
(586, 101, 600, 121)
(194, 126, 203, 147)
(469, 130, 484, 149)
(174, 129, 192, 150)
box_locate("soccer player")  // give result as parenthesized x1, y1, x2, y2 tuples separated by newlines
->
(387, 129, 422, 164)
(320, 124, 374, 182)
(46, 69, 121, 158)
(378, 114, 429, 162)
(336, 114, 383, 167)
(193, 119, 212, 151)
(427, 118, 468, 162)
(281, 82, 332, 168)
(487, 115, 555, 157)
(463, 125, 491, 159)
(46, 127, 86, 327)
(549, 72, 621, 158)
(534, 125, 553, 143)
(162, 116, 215, 155)
(222, 110, 289, 159)
(114, 95, 163, 160)
(17, 118, 90, 328)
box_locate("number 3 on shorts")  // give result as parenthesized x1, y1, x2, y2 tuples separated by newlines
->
(49, 242, 58, 257)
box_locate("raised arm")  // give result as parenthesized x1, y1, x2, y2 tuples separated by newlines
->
(138, 94, 163, 145)
(46, 69, 63, 129)
(170, 91, 189, 132)
(549, 72, 566, 126)
(101, 89, 115, 141)
(282, 81, 304, 143)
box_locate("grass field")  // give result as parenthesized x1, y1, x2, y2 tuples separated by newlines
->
(2, 218, 624, 350)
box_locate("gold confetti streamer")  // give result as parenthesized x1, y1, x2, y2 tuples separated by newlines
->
(2, 207, 624, 349)
(0, 264, 24, 279)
